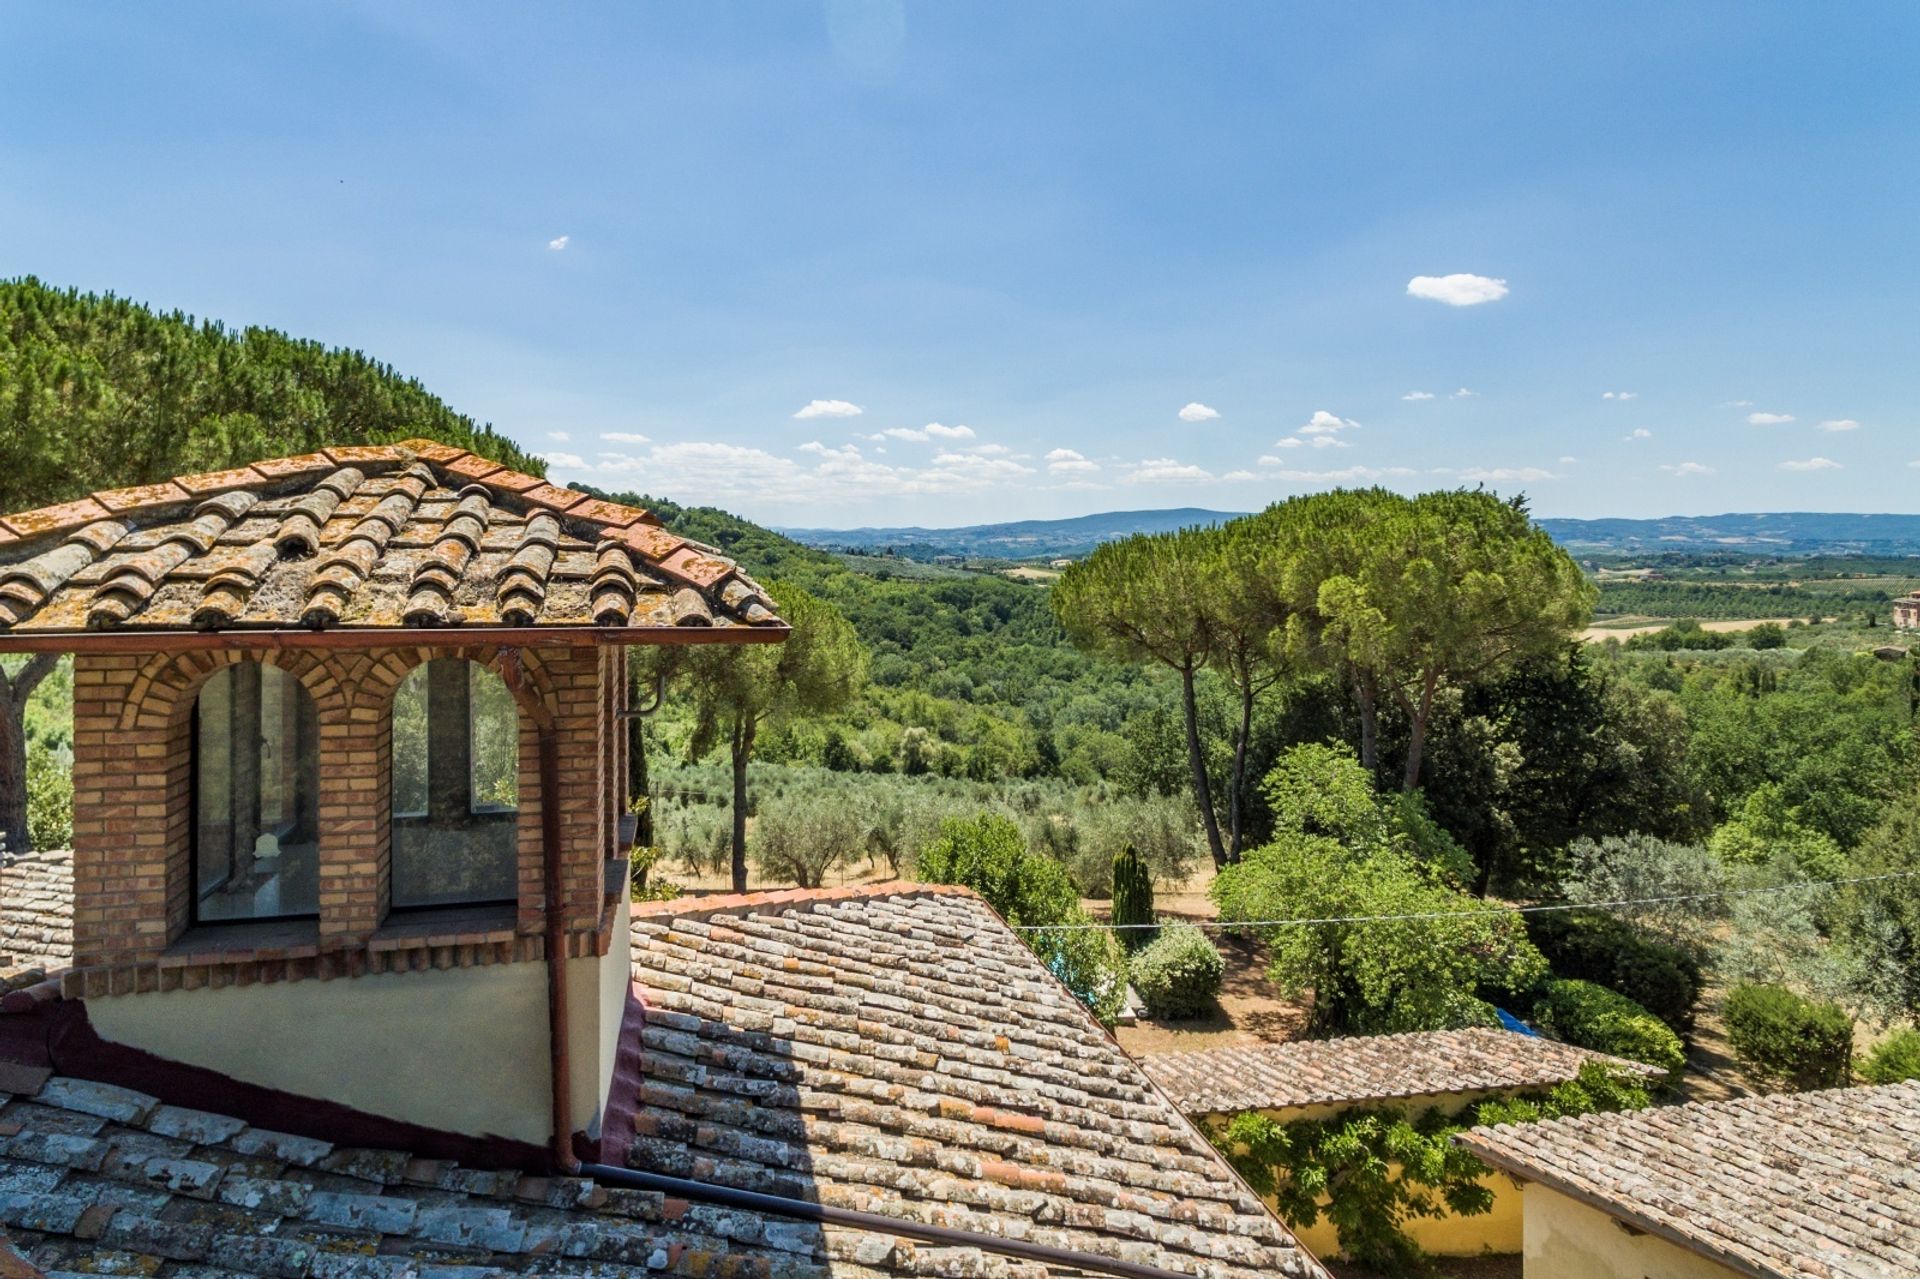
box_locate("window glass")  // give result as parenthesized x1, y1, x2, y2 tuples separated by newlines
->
(193, 664, 320, 922)
(390, 659, 519, 909)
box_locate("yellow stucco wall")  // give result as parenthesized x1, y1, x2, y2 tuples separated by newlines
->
(89, 919, 632, 1147)
(1522, 1185, 1747, 1279)
(1210, 1089, 1531, 1260)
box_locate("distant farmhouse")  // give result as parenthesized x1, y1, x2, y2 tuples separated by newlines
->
(1895, 588, 1920, 630)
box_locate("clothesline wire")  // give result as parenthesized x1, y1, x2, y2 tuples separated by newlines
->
(1007, 867, 1920, 932)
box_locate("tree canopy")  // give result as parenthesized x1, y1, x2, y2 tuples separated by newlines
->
(0, 276, 543, 512)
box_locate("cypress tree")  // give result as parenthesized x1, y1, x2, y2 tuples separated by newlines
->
(1111, 843, 1156, 950)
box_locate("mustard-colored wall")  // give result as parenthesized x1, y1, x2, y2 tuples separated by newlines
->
(1522, 1186, 1746, 1279)
(89, 926, 632, 1146)
(1209, 1089, 1532, 1260)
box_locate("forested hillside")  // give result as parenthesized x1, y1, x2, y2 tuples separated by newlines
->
(0, 277, 542, 511)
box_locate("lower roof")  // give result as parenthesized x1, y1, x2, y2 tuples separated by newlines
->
(1138, 1028, 1662, 1115)
(1457, 1079, 1920, 1279)
(625, 885, 1324, 1279)
(0, 1066, 1057, 1279)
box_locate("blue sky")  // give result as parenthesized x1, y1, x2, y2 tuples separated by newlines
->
(4, 3, 1917, 526)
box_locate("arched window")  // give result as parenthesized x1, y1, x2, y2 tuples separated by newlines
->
(193, 663, 320, 923)
(390, 659, 520, 910)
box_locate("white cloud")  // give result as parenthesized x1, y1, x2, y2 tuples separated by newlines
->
(540, 451, 585, 468)
(601, 431, 652, 445)
(1045, 448, 1099, 475)
(1265, 465, 1418, 483)
(1407, 273, 1509, 306)
(872, 422, 975, 443)
(1778, 457, 1842, 472)
(1559, 456, 1579, 464)
(1660, 462, 1715, 477)
(547, 235, 569, 251)
(1122, 458, 1214, 485)
(1402, 391, 1435, 401)
(547, 431, 571, 443)
(1299, 410, 1361, 436)
(794, 399, 864, 420)
(1625, 428, 1653, 441)
(1722, 399, 1755, 408)
(1747, 411, 1795, 426)
(1457, 466, 1555, 483)
(1451, 387, 1478, 399)
(1221, 470, 1260, 482)
(1178, 402, 1220, 423)
(1602, 391, 1638, 401)
(1818, 418, 1861, 432)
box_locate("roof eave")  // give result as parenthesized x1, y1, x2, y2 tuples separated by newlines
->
(1453, 1136, 1781, 1279)
(0, 622, 791, 655)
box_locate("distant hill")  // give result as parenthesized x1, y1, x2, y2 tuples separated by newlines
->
(1539, 512, 1920, 556)
(777, 507, 1244, 559)
(785, 508, 1920, 561)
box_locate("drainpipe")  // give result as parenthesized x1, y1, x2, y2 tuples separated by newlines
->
(499, 647, 576, 1174)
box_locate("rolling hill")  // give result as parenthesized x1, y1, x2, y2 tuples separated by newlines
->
(777, 508, 1244, 559)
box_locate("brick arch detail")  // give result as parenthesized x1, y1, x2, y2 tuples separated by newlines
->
(351, 644, 558, 730)
(116, 648, 355, 732)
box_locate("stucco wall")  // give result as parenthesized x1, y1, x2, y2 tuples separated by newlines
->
(89, 927, 632, 1145)
(1522, 1185, 1747, 1279)
(1215, 1091, 1529, 1260)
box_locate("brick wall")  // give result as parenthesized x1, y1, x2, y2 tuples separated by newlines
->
(67, 643, 620, 987)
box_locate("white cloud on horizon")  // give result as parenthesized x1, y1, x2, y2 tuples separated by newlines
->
(1818, 418, 1861, 432)
(602, 431, 652, 445)
(1778, 457, 1842, 472)
(1456, 466, 1555, 483)
(1045, 448, 1099, 475)
(1451, 387, 1477, 399)
(869, 422, 977, 443)
(1122, 458, 1215, 485)
(794, 399, 864, 420)
(1178, 402, 1220, 423)
(1407, 273, 1509, 306)
(1661, 462, 1715, 477)
(1626, 428, 1653, 441)
(547, 235, 569, 251)
(1602, 391, 1638, 400)
(1402, 391, 1435, 401)
(1747, 411, 1795, 426)
(1265, 465, 1419, 483)
(540, 451, 585, 468)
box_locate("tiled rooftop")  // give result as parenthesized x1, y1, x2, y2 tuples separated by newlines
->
(0, 1066, 1085, 1278)
(0, 441, 781, 638)
(0, 850, 71, 975)
(625, 885, 1325, 1279)
(1457, 1079, 1920, 1279)
(1137, 1028, 1663, 1115)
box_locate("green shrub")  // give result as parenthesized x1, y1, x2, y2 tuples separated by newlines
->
(25, 742, 72, 851)
(1724, 983, 1854, 1091)
(917, 813, 1128, 1024)
(1110, 843, 1156, 950)
(1860, 1029, 1920, 1085)
(1531, 978, 1686, 1079)
(1129, 924, 1223, 1019)
(1525, 909, 1702, 1035)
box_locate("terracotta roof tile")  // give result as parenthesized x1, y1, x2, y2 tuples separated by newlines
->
(91, 481, 192, 515)
(173, 465, 269, 498)
(0, 498, 113, 540)
(0, 1069, 1077, 1279)
(628, 887, 1326, 1279)
(520, 482, 591, 512)
(1138, 1029, 1661, 1115)
(1457, 1079, 1920, 1279)
(392, 438, 473, 464)
(0, 445, 785, 640)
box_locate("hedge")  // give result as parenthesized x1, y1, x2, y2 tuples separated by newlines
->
(1861, 1028, 1920, 1085)
(1724, 983, 1853, 1091)
(1525, 909, 1702, 1035)
(1531, 978, 1686, 1079)
(1130, 923, 1224, 1020)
